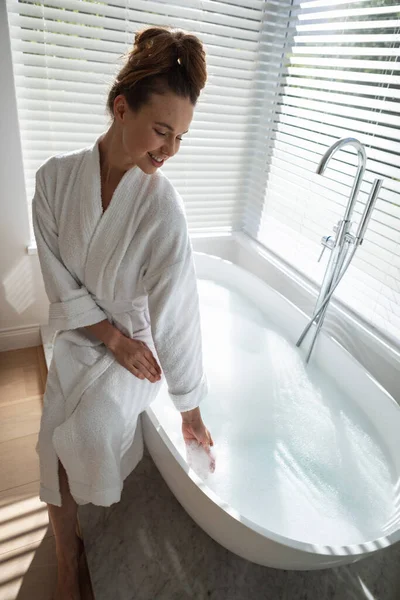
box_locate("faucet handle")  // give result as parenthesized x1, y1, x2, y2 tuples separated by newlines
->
(318, 235, 334, 262)
(333, 220, 342, 235)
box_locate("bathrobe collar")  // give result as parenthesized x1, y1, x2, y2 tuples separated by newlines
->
(81, 133, 142, 293)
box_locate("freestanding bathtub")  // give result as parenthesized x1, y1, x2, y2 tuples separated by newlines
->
(142, 251, 400, 570)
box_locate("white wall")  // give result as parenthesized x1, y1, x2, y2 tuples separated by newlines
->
(0, 4, 48, 349)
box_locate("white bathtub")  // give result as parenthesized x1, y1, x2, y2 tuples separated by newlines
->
(142, 252, 400, 570)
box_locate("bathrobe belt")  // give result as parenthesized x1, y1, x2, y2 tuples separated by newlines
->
(92, 297, 148, 316)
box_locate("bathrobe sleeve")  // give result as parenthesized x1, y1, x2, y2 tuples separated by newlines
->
(32, 163, 107, 332)
(142, 192, 208, 413)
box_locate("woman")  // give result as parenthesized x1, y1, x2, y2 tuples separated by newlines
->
(33, 26, 213, 599)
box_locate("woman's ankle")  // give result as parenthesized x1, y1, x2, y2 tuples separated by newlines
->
(56, 535, 82, 568)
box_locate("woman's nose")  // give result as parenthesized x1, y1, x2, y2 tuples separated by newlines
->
(161, 138, 177, 158)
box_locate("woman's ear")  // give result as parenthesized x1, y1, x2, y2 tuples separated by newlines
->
(113, 94, 128, 122)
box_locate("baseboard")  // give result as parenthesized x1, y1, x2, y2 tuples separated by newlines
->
(0, 324, 41, 352)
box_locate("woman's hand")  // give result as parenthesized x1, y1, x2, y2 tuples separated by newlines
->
(181, 407, 215, 472)
(84, 320, 161, 382)
(110, 333, 162, 383)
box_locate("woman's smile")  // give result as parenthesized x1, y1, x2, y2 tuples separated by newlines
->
(148, 151, 165, 167)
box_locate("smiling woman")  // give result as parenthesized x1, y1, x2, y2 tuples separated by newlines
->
(32, 25, 212, 600)
(100, 26, 206, 177)
(98, 90, 194, 210)
(98, 26, 207, 199)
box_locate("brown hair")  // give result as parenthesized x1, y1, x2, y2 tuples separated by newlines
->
(107, 26, 207, 119)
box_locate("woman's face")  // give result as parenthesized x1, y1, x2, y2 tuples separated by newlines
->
(115, 91, 194, 174)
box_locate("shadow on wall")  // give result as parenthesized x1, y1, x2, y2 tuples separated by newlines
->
(2, 255, 36, 316)
(0, 250, 49, 338)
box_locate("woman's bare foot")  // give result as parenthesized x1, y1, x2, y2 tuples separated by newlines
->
(53, 536, 84, 600)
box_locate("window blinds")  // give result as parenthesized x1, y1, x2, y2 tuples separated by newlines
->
(7, 0, 400, 345)
(247, 0, 400, 346)
(6, 0, 269, 236)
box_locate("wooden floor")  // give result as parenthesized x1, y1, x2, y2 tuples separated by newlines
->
(0, 346, 94, 600)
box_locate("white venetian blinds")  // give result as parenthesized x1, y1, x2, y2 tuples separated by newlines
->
(7, 0, 400, 344)
(6, 0, 269, 235)
(248, 0, 400, 345)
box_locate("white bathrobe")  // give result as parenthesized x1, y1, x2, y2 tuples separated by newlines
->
(33, 134, 208, 507)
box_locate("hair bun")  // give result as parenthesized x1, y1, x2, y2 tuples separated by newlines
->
(106, 26, 207, 119)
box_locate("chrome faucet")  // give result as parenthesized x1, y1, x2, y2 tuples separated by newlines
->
(296, 137, 384, 363)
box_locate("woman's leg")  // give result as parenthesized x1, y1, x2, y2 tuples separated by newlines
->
(48, 460, 83, 600)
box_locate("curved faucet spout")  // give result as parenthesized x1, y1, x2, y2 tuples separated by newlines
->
(317, 137, 367, 225)
(317, 137, 366, 175)
(297, 137, 373, 363)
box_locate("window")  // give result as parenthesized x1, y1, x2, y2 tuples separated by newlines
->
(6, 0, 274, 236)
(7, 0, 400, 345)
(248, 0, 400, 345)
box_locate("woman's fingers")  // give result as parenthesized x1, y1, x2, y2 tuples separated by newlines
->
(207, 428, 214, 446)
(197, 428, 216, 472)
(130, 365, 145, 380)
(135, 355, 161, 379)
(125, 341, 161, 381)
(132, 359, 160, 382)
(182, 421, 216, 473)
(130, 362, 158, 382)
(113, 337, 161, 381)
(137, 357, 158, 377)
(145, 351, 162, 374)
(140, 343, 162, 374)
(194, 425, 213, 448)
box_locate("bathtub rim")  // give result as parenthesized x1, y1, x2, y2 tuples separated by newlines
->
(146, 251, 400, 557)
(145, 403, 398, 560)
